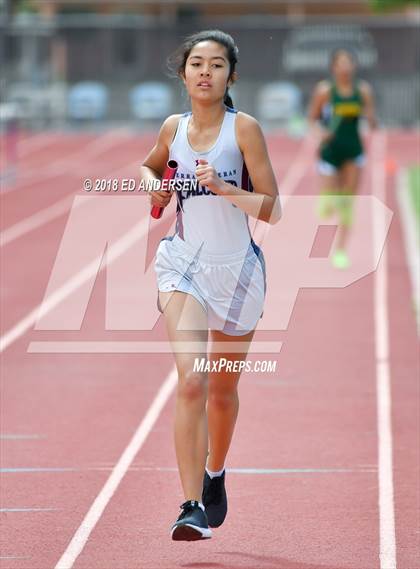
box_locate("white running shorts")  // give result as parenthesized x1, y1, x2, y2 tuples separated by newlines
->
(155, 234, 266, 336)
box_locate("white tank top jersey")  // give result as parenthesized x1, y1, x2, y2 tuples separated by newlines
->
(169, 106, 254, 256)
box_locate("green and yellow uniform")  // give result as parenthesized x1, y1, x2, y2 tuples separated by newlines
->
(320, 81, 364, 169)
(317, 81, 366, 230)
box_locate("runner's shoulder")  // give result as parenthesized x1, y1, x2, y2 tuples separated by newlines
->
(235, 112, 265, 150)
(357, 79, 373, 98)
(235, 111, 263, 134)
(315, 80, 332, 99)
(160, 114, 183, 147)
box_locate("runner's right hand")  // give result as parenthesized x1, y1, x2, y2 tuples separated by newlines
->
(149, 188, 173, 209)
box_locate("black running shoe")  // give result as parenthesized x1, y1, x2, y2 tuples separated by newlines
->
(202, 470, 228, 528)
(171, 500, 212, 541)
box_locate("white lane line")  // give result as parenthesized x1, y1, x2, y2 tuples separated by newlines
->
(0, 434, 45, 440)
(27, 341, 282, 354)
(1, 130, 135, 194)
(91, 466, 378, 474)
(0, 195, 94, 247)
(18, 133, 61, 156)
(0, 465, 377, 474)
(0, 157, 141, 248)
(53, 365, 178, 569)
(279, 135, 316, 203)
(0, 557, 31, 560)
(372, 131, 397, 569)
(17, 132, 62, 153)
(33, 131, 133, 179)
(1, 468, 76, 473)
(396, 168, 420, 334)
(0, 508, 58, 512)
(0, 212, 156, 353)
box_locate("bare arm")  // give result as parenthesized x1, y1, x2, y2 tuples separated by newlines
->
(195, 113, 281, 225)
(307, 80, 334, 144)
(140, 114, 181, 209)
(359, 80, 378, 130)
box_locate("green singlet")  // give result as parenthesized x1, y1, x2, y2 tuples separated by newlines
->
(320, 81, 364, 169)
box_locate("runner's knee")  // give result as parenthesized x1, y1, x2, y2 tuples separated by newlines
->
(177, 369, 208, 402)
(336, 191, 355, 226)
(208, 389, 238, 410)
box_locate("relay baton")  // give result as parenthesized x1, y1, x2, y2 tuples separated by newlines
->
(150, 159, 178, 219)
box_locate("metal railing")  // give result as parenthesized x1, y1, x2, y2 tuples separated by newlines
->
(1, 12, 418, 129)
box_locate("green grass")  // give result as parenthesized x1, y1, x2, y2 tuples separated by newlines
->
(408, 165, 420, 227)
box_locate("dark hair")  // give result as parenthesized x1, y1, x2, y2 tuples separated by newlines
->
(168, 29, 239, 109)
(330, 48, 357, 69)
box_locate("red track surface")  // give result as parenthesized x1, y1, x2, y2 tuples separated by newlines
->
(0, 129, 418, 569)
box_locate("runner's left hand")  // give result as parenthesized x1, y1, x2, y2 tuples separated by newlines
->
(195, 159, 225, 194)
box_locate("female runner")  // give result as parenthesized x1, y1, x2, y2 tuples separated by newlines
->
(140, 30, 280, 541)
(308, 48, 377, 269)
